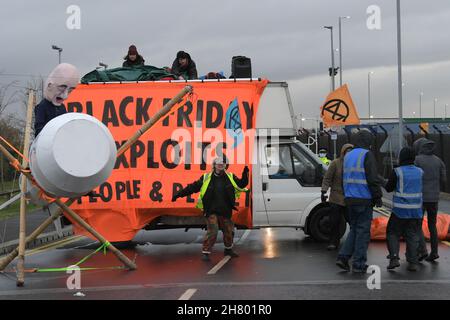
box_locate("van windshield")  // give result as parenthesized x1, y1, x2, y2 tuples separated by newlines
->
(292, 142, 324, 167)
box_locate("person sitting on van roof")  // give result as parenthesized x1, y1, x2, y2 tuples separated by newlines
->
(123, 45, 145, 67)
(171, 51, 198, 80)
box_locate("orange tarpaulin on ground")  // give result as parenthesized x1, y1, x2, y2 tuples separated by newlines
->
(370, 214, 450, 241)
(320, 84, 360, 128)
(65, 80, 268, 241)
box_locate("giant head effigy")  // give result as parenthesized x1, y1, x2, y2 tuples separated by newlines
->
(44, 63, 80, 106)
(26, 64, 117, 201)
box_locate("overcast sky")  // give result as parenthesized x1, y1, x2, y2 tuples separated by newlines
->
(1, 0, 450, 124)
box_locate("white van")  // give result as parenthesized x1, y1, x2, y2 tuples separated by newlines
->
(149, 81, 345, 242)
(67, 79, 346, 242)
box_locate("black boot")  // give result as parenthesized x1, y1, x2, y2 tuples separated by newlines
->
(224, 249, 239, 258)
(425, 253, 439, 262)
(387, 258, 400, 270)
(336, 258, 350, 271)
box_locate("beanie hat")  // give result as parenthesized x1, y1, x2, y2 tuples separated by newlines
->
(176, 50, 190, 60)
(128, 45, 138, 55)
(398, 146, 415, 165)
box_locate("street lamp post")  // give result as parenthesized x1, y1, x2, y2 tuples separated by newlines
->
(338, 16, 350, 87)
(324, 26, 335, 91)
(51, 45, 63, 64)
(396, 0, 404, 150)
(368, 71, 374, 119)
(434, 98, 438, 118)
(419, 92, 423, 118)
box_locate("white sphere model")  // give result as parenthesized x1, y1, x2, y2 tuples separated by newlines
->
(29, 113, 117, 198)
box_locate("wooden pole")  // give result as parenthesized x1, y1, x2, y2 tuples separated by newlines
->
(54, 199, 136, 269)
(16, 89, 35, 286)
(0, 85, 193, 273)
(0, 143, 136, 269)
(0, 201, 70, 270)
(117, 85, 192, 156)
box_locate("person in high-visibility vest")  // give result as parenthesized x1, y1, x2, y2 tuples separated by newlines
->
(336, 129, 383, 273)
(318, 148, 331, 166)
(172, 157, 249, 261)
(383, 147, 424, 272)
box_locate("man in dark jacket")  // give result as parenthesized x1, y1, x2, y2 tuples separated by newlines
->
(384, 147, 423, 271)
(413, 138, 447, 262)
(336, 129, 383, 273)
(171, 51, 198, 80)
(321, 143, 353, 250)
(35, 63, 80, 136)
(123, 45, 145, 67)
(172, 158, 249, 261)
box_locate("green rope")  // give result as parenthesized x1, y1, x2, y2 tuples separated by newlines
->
(33, 241, 121, 273)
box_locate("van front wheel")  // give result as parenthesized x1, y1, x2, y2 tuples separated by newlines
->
(309, 206, 346, 242)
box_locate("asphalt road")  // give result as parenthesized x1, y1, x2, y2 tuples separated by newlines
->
(0, 222, 448, 300)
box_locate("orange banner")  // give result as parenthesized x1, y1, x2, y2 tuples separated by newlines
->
(65, 80, 268, 241)
(320, 84, 360, 128)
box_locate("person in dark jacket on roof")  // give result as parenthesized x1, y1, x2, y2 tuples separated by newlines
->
(384, 147, 423, 271)
(336, 129, 383, 273)
(172, 157, 249, 261)
(122, 45, 145, 67)
(171, 51, 198, 80)
(413, 138, 447, 262)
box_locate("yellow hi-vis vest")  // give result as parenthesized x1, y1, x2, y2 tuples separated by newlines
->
(319, 156, 330, 166)
(196, 172, 249, 210)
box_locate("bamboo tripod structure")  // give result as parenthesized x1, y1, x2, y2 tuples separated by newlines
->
(0, 85, 193, 285)
(16, 89, 35, 286)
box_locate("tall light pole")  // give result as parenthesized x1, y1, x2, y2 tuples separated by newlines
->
(434, 98, 437, 118)
(51, 45, 63, 64)
(445, 104, 448, 119)
(419, 91, 423, 118)
(338, 16, 350, 87)
(396, 0, 404, 150)
(324, 26, 335, 91)
(368, 71, 374, 119)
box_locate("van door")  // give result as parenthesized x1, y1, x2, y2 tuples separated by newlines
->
(261, 142, 323, 226)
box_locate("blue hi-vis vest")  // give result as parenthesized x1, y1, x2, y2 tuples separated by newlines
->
(393, 165, 423, 219)
(343, 148, 372, 199)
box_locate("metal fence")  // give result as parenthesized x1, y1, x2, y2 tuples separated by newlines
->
(298, 123, 450, 192)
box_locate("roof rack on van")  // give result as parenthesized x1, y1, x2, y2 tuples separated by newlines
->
(85, 78, 263, 85)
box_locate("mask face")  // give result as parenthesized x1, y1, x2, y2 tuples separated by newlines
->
(44, 63, 80, 106)
(319, 153, 326, 158)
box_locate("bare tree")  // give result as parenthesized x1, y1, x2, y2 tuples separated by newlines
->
(0, 81, 20, 117)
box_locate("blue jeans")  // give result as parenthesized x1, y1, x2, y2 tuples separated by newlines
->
(338, 204, 373, 269)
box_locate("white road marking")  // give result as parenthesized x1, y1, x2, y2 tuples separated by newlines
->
(178, 288, 197, 300)
(3, 279, 450, 297)
(236, 230, 251, 245)
(207, 256, 231, 275)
